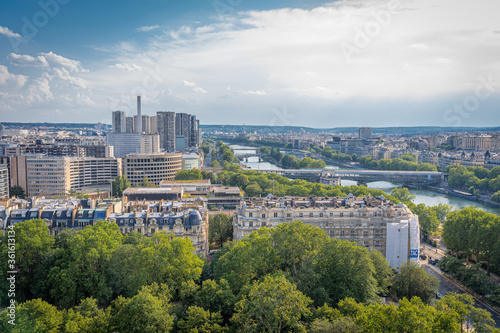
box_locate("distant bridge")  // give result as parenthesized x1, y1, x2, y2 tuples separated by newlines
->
(244, 168, 444, 185)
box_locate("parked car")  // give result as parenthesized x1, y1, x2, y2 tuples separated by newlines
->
(420, 254, 427, 260)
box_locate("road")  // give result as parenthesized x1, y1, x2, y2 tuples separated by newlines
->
(424, 264, 500, 328)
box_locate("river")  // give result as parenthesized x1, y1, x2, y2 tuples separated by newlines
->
(231, 145, 500, 215)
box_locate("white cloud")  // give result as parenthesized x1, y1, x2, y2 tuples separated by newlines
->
(241, 90, 267, 96)
(40, 52, 88, 72)
(0, 65, 28, 87)
(3, 0, 500, 126)
(0, 26, 22, 39)
(8, 53, 49, 67)
(137, 25, 160, 32)
(111, 63, 144, 72)
(183, 80, 207, 93)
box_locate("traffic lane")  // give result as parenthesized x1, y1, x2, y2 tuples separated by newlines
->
(425, 265, 500, 328)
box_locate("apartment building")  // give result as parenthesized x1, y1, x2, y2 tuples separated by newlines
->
(234, 195, 420, 268)
(10, 155, 121, 197)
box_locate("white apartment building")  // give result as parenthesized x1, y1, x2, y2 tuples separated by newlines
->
(234, 195, 420, 268)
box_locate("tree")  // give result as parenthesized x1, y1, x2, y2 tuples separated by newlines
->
(9, 185, 25, 198)
(193, 279, 236, 322)
(432, 203, 452, 224)
(210, 160, 220, 168)
(141, 176, 156, 187)
(209, 213, 233, 248)
(244, 182, 262, 197)
(175, 169, 203, 180)
(310, 317, 362, 333)
(35, 221, 123, 308)
(304, 238, 378, 305)
(0, 298, 63, 333)
(492, 191, 500, 204)
(231, 275, 312, 333)
(413, 203, 440, 237)
(370, 250, 394, 295)
(112, 175, 130, 197)
(176, 306, 227, 333)
(390, 187, 415, 203)
(0, 219, 54, 305)
(109, 286, 174, 333)
(390, 261, 438, 304)
(222, 150, 234, 163)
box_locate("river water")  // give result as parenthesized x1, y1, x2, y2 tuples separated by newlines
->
(231, 145, 500, 215)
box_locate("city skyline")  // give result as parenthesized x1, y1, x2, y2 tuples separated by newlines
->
(0, 0, 499, 127)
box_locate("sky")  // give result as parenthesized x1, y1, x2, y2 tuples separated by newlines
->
(0, 0, 499, 128)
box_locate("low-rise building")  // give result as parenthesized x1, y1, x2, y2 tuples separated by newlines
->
(233, 195, 420, 268)
(123, 153, 183, 186)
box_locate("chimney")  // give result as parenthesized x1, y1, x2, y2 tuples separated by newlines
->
(137, 96, 142, 134)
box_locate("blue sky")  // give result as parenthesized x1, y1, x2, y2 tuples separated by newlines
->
(0, 0, 499, 127)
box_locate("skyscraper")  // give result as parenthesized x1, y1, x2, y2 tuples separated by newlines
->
(112, 111, 126, 133)
(126, 117, 134, 133)
(190, 116, 200, 147)
(157, 111, 176, 152)
(175, 113, 191, 147)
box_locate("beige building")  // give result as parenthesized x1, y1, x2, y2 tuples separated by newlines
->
(10, 155, 122, 197)
(234, 195, 420, 268)
(140, 134, 160, 154)
(123, 153, 182, 186)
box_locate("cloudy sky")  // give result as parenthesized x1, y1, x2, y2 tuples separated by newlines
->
(0, 0, 499, 127)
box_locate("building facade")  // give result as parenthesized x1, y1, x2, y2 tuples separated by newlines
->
(140, 134, 160, 154)
(112, 111, 126, 133)
(157, 111, 176, 152)
(233, 195, 420, 268)
(106, 132, 141, 158)
(0, 164, 8, 198)
(10, 155, 121, 197)
(123, 153, 182, 186)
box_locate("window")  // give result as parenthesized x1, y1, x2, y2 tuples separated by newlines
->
(349, 212, 354, 217)
(249, 212, 253, 217)
(262, 214, 265, 218)
(340, 213, 344, 217)
(299, 213, 303, 218)
(319, 213, 323, 217)
(309, 213, 313, 217)
(274, 212, 278, 217)
(287, 214, 291, 218)
(330, 212, 334, 217)
(249, 221, 253, 227)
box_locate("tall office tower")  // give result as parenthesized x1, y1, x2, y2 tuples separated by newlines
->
(140, 134, 160, 154)
(126, 117, 134, 133)
(136, 96, 142, 134)
(157, 111, 176, 152)
(190, 116, 200, 148)
(358, 127, 372, 139)
(175, 113, 191, 148)
(150, 116, 157, 134)
(112, 111, 126, 133)
(142, 115, 151, 134)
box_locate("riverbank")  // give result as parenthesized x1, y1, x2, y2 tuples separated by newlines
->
(422, 185, 500, 209)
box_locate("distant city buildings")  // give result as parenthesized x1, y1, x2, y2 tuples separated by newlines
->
(358, 127, 372, 139)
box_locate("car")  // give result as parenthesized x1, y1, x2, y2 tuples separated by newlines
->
(436, 292, 442, 299)
(420, 254, 427, 260)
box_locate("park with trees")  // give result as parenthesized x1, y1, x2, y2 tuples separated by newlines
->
(1, 218, 499, 332)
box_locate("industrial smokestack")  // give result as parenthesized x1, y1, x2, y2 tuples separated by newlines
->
(137, 96, 142, 134)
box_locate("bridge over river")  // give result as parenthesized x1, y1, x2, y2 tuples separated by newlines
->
(243, 168, 444, 186)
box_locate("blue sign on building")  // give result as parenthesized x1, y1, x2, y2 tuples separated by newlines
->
(410, 249, 419, 258)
